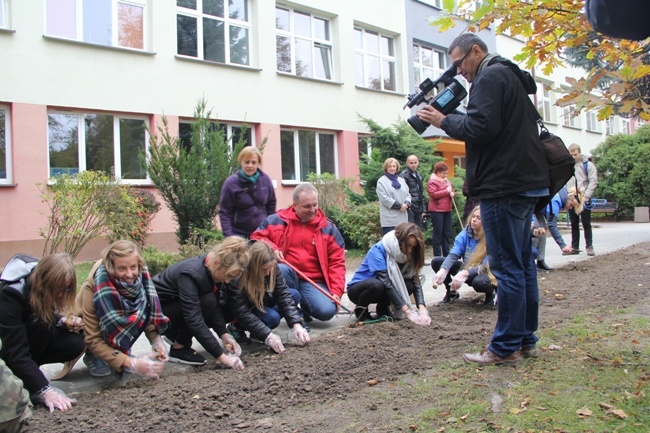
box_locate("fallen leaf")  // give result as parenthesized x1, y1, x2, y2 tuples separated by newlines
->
(367, 379, 378, 386)
(599, 402, 614, 410)
(631, 340, 640, 344)
(554, 293, 564, 299)
(520, 398, 532, 408)
(610, 409, 628, 419)
(409, 425, 417, 431)
(460, 414, 469, 420)
(535, 406, 547, 411)
(612, 323, 624, 327)
(547, 344, 563, 351)
(576, 407, 592, 417)
(510, 408, 523, 414)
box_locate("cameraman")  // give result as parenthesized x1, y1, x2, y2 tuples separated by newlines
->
(416, 34, 548, 366)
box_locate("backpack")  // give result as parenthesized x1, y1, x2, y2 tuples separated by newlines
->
(0, 254, 39, 292)
(534, 123, 575, 213)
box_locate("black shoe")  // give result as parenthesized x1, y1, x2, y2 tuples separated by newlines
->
(375, 302, 393, 319)
(441, 291, 460, 304)
(536, 260, 553, 271)
(226, 323, 251, 344)
(168, 347, 207, 366)
(483, 290, 495, 307)
(354, 306, 373, 322)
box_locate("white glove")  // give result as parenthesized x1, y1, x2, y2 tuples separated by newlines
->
(33, 386, 77, 413)
(221, 333, 242, 357)
(151, 337, 169, 361)
(291, 324, 311, 345)
(404, 308, 427, 326)
(265, 333, 285, 353)
(129, 355, 164, 378)
(434, 269, 448, 286)
(57, 315, 83, 333)
(450, 272, 468, 291)
(219, 354, 244, 371)
(418, 307, 431, 326)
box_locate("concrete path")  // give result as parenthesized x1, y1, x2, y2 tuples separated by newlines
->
(42, 221, 650, 395)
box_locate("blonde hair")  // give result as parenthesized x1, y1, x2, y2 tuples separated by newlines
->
(394, 222, 425, 273)
(206, 237, 250, 280)
(566, 187, 584, 214)
(240, 242, 276, 311)
(463, 206, 497, 286)
(29, 253, 77, 327)
(382, 157, 400, 172)
(237, 146, 263, 165)
(101, 240, 145, 276)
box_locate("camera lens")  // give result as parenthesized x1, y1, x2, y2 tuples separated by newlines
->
(407, 115, 429, 135)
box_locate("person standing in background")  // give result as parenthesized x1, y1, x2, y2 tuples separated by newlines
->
(399, 155, 426, 230)
(427, 162, 455, 257)
(377, 158, 411, 235)
(566, 143, 598, 256)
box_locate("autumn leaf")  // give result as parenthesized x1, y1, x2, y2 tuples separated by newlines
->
(576, 407, 592, 417)
(609, 409, 628, 419)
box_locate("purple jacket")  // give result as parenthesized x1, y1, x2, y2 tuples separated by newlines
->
(219, 169, 276, 238)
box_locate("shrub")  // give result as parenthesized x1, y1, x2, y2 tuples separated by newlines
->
(142, 245, 179, 276)
(307, 173, 354, 219)
(333, 201, 382, 250)
(177, 229, 223, 260)
(106, 188, 161, 247)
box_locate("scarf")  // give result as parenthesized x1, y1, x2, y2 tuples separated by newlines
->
(384, 172, 401, 189)
(239, 169, 260, 184)
(93, 264, 169, 353)
(381, 231, 416, 317)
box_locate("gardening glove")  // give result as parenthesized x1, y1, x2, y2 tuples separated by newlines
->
(221, 333, 242, 357)
(451, 272, 468, 291)
(265, 333, 285, 354)
(404, 308, 426, 326)
(219, 354, 244, 371)
(57, 315, 83, 333)
(151, 337, 169, 361)
(291, 324, 311, 345)
(418, 307, 431, 326)
(129, 355, 164, 378)
(434, 269, 448, 286)
(33, 386, 77, 413)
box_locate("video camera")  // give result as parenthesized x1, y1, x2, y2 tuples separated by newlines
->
(404, 64, 467, 134)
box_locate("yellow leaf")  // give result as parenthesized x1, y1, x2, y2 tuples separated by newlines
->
(510, 408, 523, 414)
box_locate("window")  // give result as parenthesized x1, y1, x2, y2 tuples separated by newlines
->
(562, 105, 580, 128)
(0, 0, 10, 29)
(0, 106, 11, 184)
(606, 116, 619, 135)
(354, 27, 396, 92)
(535, 82, 555, 123)
(275, 6, 332, 80)
(358, 135, 371, 161)
(585, 110, 601, 133)
(417, 0, 442, 8)
(46, 0, 147, 50)
(47, 111, 149, 182)
(281, 130, 336, 181)
(621, 118, 631, 134)
(177, 0, 251, 66)
(453, 155, 466, 170)
(412, 43, 446, 92)
(178, 121, 253, 151)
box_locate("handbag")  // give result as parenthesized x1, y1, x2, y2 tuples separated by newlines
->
(534, 119, 575, 212)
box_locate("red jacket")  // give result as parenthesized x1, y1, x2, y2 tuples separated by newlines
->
(250, 207, 347, 298)
(427, 176, 453, 212)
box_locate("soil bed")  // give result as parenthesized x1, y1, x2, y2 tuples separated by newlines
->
(24, 243, 650, 432)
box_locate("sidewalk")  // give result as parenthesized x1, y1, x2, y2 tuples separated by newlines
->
(42, 221, 650, 395)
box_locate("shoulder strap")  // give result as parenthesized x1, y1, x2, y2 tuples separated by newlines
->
(583, 161, 589, 176)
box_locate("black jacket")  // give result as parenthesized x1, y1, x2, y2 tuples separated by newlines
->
(153, 255, 228, 358)
(441, 55, 548, 199)
(399, 168, 425, 214)
(227, 265, 302, 342)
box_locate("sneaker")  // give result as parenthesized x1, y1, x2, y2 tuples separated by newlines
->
(83, 352, 112, 377)
(226, 322, 251, 344)
(463, 347, 521, 366)
(586, 246, 595, 256)
(521, 346, 539, 358)
(441, 291, 460, 304)
(168, 347, 207, 366)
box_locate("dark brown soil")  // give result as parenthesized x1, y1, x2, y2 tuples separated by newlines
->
(24, 243, 650, 433)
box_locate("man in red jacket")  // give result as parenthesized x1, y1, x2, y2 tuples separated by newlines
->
(251, 183, 346, 322)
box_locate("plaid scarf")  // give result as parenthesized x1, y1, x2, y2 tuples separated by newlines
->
(93, 264, 169, 353)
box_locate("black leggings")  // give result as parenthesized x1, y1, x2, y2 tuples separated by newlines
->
(430, 257, 495, 294)
(28, 322, 85, 366)
(347, 278, 416, 308)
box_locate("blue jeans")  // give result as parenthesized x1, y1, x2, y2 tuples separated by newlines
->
(253, 288, 302, 329)
(480, 196, 539, 357)
(279, 264, 337, 321)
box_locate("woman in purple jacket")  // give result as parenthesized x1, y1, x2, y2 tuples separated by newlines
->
(219, 146, 277, 238)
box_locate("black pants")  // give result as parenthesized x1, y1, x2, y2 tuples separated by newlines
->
(28, 322, 85, 366)
(568, 208, 593, 249)
(347, 278, 415, 308)
(430, 257, 495, 294)
(159, 293, 232, 348)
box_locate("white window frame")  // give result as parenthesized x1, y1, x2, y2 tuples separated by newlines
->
(354, 26, 397, 92)
(585, 110, 602, 133)
(280, 129, 338, 183)
(176, 0, 251, 65)
(358, 135, 372, 161)
(621, 118, 631, 135)
(562, 105, 580, 129)
(275, 6, 333, 80)
(412, 43, 446, 94)
(606, 116, 620, 135)
(535, 82, 556, 124)
(178, 120, 255, 152)
(417, 0, 442, 8)
(47, 110, 150, 184)
(0, 106, 12, 185)
(45, 0, 149, 50)
(0, 0, 10, 29)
